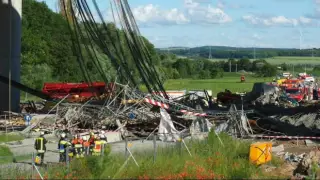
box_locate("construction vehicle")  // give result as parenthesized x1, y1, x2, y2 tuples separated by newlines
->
(217, 89, 242, 105)
(279, 79, 301, 89)
(42, 82, 115, 101)
(285, 87, 305, 102)
(240, 75, 245, 82)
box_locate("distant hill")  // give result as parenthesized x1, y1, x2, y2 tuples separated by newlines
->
(158, 47, 190, 51)
(156, 46, 319, 59)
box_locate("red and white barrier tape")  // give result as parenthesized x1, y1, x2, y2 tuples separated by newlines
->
(180, 110, 207, 117)
(249, 135, 320, 140)
(144, 98, 169, 109)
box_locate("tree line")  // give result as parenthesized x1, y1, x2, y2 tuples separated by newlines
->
(158, 53, 278, 80)
(157, 46, 320, 59)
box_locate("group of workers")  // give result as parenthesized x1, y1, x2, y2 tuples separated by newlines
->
(34, 131, 107, 165)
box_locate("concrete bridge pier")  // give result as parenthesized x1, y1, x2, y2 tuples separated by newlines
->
(0, 0, 22, 113)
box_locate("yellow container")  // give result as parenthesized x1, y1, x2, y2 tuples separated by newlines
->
(35, 155, 41, 164)
(249, 142, 272, 165)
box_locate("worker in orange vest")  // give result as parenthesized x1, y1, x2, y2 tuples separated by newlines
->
(82, 136, 90, 156)
(72, 134, 84, 158)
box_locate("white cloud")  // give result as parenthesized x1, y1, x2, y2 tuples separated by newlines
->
(132, 1, 232, 26)
(252, 33, 262, 40)
(217, 0, 225, 9)
(184, 0, 232, 24)
(243, 15, 314, 27)
(299, 16, 312, 24)
(184, 0, 200, 9)
(133, 4, 189, 25)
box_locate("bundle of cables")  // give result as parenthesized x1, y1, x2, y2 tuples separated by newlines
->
(60, 0, 169, 99)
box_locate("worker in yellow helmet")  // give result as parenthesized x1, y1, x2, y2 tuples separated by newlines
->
(92, 134, 108, 156)
(34, 131, 47, 165)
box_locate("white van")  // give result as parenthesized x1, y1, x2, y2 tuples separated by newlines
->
(304, 76, 315, 82)
(282, 72, 291, 77)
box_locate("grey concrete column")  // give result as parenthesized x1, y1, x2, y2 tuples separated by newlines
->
(0, 0, 22, 113)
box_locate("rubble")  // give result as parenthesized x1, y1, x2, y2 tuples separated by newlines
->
(294, 150, 320, 176)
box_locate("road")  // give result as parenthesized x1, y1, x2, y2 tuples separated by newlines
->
(2, 135, 177, 164)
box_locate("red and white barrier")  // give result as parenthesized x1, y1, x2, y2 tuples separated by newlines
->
(180, 110, 207, 117)
(144, 98, 169, 109)
(144, 98, 209, 117)
(248, 135, 320, 140)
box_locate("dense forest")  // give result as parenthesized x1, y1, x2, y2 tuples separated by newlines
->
(21, 0, 320, 90)
(157, 46, 320, 59)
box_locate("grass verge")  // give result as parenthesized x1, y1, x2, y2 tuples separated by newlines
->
(0, 145, 31, 165)
(0, 133, 24, 143)
(7, 132, 284, 179)
(0, 145, 13, 164)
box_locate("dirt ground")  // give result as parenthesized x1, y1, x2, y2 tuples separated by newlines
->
(260, 139, 320, 179)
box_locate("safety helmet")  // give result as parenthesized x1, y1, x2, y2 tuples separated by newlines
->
(82, 136, 88, 141)
(61, 133, 66, 138)
(40, 131, 45, 136)
(90, 132, 94, 136)
(99, 134, 105, 138)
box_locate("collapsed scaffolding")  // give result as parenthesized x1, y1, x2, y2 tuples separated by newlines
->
(20, 81, 254, 140)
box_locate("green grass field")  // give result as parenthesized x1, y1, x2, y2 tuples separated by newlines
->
(208, 56, 320, 65)
(164, 73, 271, 96)
(265, 56, 320, 65)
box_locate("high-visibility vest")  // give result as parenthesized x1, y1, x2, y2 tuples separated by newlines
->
(59, 140, 70, 153)
(72, 139, 83, 147)
(83, 141, 90, 147)
(93, 141, 103, 153)
(75, 144, 83, 148)
(35, 137, 45, 153)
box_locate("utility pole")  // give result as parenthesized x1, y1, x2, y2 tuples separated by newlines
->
(292, 64, 295, 76)
(299, 29, 302, 50)
(208, 46, 212, 60)
(236, 63, 238, 73)
(229, 60, 231, 72)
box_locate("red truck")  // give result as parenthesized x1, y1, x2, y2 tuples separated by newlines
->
(285, 88, 305, 102)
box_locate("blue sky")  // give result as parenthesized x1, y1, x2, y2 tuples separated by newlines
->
(40, 0, 320, 48)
